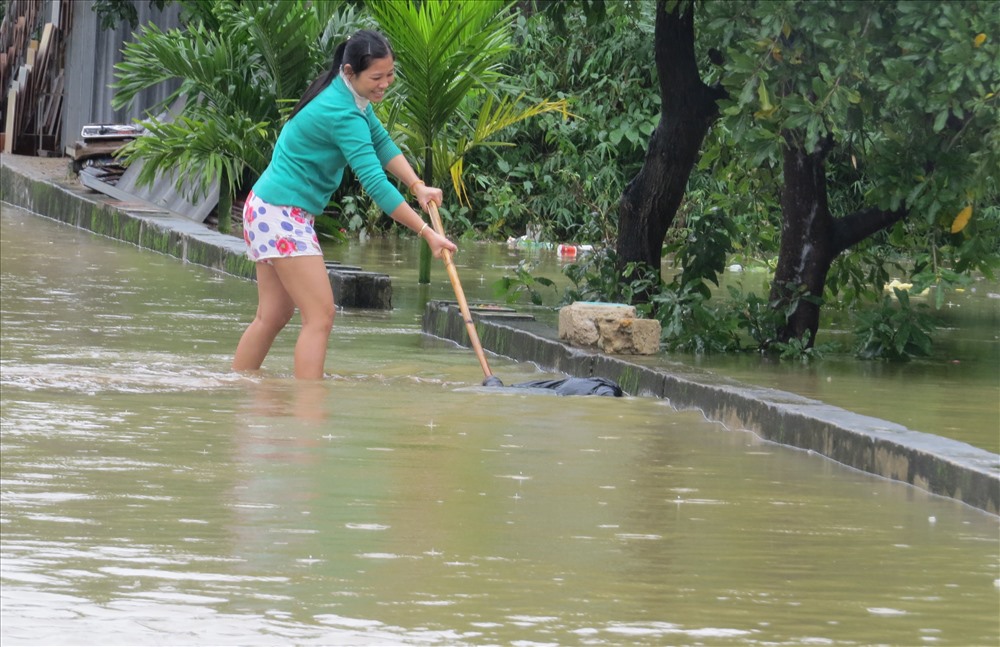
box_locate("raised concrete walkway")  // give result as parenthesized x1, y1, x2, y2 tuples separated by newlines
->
(3, 153, 997, 514)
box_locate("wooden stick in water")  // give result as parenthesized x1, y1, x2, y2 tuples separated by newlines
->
(427, 202, 503, 387)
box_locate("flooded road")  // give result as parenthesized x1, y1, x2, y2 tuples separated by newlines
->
(2, 205, 998, 645)
(334, 237, 1000, 455)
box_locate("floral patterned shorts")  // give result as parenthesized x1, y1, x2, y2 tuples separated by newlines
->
(242, 189, 323, 263)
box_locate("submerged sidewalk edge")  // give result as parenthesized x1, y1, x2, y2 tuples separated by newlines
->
(423, 300, 1000, 515)
(0, 154, 393, 309)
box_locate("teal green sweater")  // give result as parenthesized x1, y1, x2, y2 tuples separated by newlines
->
(253, 75, 405, 216)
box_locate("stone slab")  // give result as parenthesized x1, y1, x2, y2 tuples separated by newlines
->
(559, 300, 660, 354)
(559, 301, 636, 346)
(596, 316, 661, 355)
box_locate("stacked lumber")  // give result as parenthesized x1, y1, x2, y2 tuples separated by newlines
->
(1, 0, 72, 156)
(0, 0, 37, 104)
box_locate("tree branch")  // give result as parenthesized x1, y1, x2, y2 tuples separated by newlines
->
(656, 0, 726, 115)
(831, 206, 908, 256)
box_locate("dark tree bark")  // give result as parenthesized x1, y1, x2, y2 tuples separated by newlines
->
(769, 135, 836, 344)
(615, 0, 725, 301)
(771, 131, 907, 345)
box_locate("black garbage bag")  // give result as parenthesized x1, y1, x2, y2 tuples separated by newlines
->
(510, 376, 623, 397)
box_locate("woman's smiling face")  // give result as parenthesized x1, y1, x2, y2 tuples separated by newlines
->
(345, 56, 395, 103)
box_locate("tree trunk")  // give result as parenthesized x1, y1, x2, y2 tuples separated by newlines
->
(615, 0, 724, 301)
(417, 149, 433, 284)
(771, 132, 908, 346)
(769, 135, 836, 345)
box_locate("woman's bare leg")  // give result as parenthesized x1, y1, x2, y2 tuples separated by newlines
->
(232, 262, 295, 372)
(270, 255, 336, 380)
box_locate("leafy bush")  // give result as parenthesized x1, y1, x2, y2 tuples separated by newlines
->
(562, 247, 627, 304)
(852, 288, 936, 361)
(651, 282, 742, 354)
(493, 260, 557, 306)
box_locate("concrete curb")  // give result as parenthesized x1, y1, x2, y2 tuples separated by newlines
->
(423, 300, 1000, 515)
(0, 155, 393, 309)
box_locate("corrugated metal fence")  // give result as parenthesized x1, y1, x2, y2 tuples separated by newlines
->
(62, 0, 182, 151)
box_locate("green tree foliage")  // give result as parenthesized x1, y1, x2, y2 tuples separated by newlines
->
(513, 0, 997, 360)
(460, 1, 657, 245)
(705, 0, 1000, 349)
(369, 0, 567, 282)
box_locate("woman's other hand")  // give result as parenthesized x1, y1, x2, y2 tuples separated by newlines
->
(422, 228, 457, 258)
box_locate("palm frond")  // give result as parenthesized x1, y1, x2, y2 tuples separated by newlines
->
(371, 0, 516, 165)
(111, 0, 356, 205)
(446, 94, 570, 203)
(471, 93, 572, 144)
(111, 23, 194, 111)
(215, 0, 327, 107)
(117, 109, 271, 201)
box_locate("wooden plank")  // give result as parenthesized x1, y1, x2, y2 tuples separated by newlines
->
(33, 24, 51, 78)
(4, 88, 16, 153)
(69, 138, 129, 160)
(49, 91, 63, 138)
(12, 66, 29, 138)
(43, 70, 63, 134)
(37, 24, 52, 60)
(14, 63, 28, 90)
(28, 26, 50, 101)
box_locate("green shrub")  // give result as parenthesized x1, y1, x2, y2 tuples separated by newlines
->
(852, 288, 936, 361)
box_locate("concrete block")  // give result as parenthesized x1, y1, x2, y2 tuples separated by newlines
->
(328, 269, 392, 310)
(559, 301, 659, 354)
(559, 301, 636, 346)
(597, 317, 661, 355)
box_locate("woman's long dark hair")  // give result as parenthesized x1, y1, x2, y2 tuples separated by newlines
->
(287, 30, 394, 120)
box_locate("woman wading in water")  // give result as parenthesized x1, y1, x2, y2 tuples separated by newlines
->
(233, 30, 456, 379)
